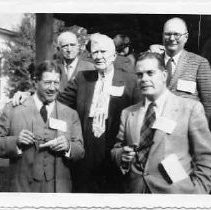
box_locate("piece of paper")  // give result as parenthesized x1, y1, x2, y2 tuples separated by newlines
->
(152, 117, 176, 134)
(49, 118, 67, 132)
(177, 79, 196, 94)
(161, 154, 189, 183)
(108, 86, 125, 96)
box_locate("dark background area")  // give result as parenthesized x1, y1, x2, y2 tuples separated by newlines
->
(54, 14, 211, 57)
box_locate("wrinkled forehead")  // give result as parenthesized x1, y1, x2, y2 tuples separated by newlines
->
(91, 36, 115, 53)
(163, 19, 187, 33)
(59, 33, 78, 46)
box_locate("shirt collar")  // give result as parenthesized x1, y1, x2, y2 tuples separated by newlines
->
(98, 66, 114, 81)
(64, 57, 79, 69)
(33, 93, 55, 116)
(145, 89, 170, 116)
(164, 50, 183, 65)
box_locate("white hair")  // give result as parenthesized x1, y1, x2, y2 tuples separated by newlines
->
(90, 33, 116, 54)
(57, 31, 78, 47)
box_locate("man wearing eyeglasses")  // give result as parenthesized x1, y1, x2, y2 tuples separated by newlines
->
(0, 61, 84, 192)
(151, 17, 211, 129)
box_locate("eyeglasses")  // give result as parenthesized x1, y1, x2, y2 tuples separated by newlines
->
(163, 32, 188, 40)
(41, 80, 60, 88)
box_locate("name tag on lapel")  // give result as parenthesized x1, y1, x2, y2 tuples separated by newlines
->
(49, 118, 67, 132)
(152, 117, 176, 134)
(161, 154, 188, 183)
(177, 79, 196, 94)
(109, 86, 125, 96)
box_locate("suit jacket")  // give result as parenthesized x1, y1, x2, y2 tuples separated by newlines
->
(58, 68, 139, 184)
(167, 50, 211, 127)
(0, 96, 84, 192)
(111, 91, 211, 194)
(56, 56, 95, 92)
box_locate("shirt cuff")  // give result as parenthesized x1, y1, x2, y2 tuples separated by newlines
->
(16, 146, 23, 155)
(64, 143, 71, 158)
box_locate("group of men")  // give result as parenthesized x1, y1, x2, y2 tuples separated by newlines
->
(0, 17, 211, 194)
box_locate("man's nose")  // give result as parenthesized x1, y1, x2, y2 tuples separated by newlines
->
(141, 73, 149, 81)
(169, 34, 176, 41)
(96, 51, 103, 58)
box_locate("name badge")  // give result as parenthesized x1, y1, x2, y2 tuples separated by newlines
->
(161, 154, 188, 183)
(109, 86, 124, 97)
(49, 118, 67, 132)
(152, 117, 176, 134)
(177, 79, 196, 94)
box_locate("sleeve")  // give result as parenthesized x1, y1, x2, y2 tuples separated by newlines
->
(57, 75, 79, 109)
(68, 110, 85, 161)
(188, 101, 211, 193)
(0, 103, 20, 158)
(111, 109, 127, 168)
(197, 58, 211, 128)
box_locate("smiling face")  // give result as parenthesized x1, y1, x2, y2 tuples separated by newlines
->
(36, 71, 60, 104)
(136, 57, 167, 101)
(163, 18, 188, 57)
(90, 34, 116, 72)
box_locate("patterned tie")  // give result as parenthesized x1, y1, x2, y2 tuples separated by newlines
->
(166, 58, 174, 86)
(40, 102, 48, 123)
(135, 102, 156, 171)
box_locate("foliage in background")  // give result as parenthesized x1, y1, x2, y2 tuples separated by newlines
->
(2, 13, 36, 98)
(2, 14, 90, 98)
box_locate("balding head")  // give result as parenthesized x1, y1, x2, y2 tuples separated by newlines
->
(163, 17, 188, 34)
(163, 17, 188, 57)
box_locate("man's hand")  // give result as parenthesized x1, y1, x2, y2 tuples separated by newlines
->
(149, 44, 165, 54)
(121, 146, 136, 162)
(39, 135, 70, 152)
(12, 91, 31, 106)
(17, 129, 35, 147)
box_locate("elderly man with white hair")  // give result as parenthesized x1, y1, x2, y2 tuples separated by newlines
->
(57, 33, 139, 193)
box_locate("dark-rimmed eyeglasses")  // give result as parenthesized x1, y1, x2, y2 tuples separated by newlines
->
(163, 32, 188, 40)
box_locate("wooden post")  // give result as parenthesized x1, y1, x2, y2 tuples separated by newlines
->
(35, 14, 53, 65)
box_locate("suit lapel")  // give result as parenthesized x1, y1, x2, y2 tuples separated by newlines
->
(146, 93, 180, 170)
(169, 50, 188, 89)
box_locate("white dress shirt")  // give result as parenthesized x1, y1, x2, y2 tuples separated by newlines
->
(137, 89, 170, 133)
(64, 57, 79, 80)
(164, 51, 183, 75)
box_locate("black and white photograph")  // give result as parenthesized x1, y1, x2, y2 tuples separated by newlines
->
(0, 0, 211, 209)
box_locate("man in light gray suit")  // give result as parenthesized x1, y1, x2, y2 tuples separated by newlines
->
(111, 52, 211, 194)
(0, 60, 84, 192)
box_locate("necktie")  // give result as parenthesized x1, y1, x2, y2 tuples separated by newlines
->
(66, 65, 73, 80)
(40, 102, 48, 123)
(166, 58, 174, 86)
(135, 102, 156, 171)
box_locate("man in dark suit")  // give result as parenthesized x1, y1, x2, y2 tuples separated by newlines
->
(111, 52, 211, 194)
(0, 61, 84, 192)
(150, 17, 211, 128)
(58, 33, 139, 193)
(56, 31, 94, 91)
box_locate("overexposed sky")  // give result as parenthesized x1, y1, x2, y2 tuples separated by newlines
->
(0, 13, 24, 31)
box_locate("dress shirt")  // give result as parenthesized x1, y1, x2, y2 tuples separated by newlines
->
(64, 57, 79, 80)
(137, 89, 170, 133)
(164, 51, 183, 75)
(33, 93, 55, 119)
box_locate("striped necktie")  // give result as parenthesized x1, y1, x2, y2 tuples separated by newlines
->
(166, 57, 174, 86)
(135, 102, 156, 171)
